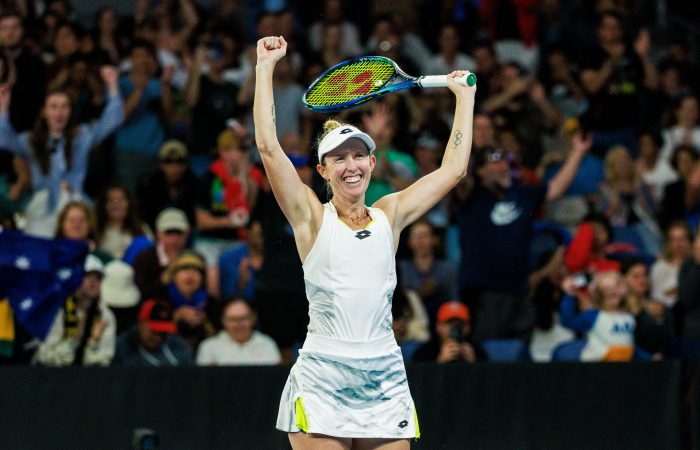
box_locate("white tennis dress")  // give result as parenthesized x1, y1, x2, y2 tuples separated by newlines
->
(276, 202, 419, 438)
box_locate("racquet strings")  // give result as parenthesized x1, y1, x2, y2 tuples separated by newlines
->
(305, 59, 396, 108)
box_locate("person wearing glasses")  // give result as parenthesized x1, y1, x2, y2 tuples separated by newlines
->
(455, 135, 591, 343)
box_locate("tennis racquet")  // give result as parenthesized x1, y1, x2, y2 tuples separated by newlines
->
(302, 55, 476, 113)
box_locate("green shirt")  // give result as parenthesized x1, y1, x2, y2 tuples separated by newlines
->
(366, 148, 419, 205)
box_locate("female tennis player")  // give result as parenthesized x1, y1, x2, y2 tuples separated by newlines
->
(254, 35, 475, 450)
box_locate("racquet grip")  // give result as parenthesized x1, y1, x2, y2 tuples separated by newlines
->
(419, 73, 477, 88)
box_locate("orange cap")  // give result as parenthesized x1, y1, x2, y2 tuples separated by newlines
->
(437, 301, 470, 323)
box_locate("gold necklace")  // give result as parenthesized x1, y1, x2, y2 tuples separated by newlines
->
(334, 202, 369, 224)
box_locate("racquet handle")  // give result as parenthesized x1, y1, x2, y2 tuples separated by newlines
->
(418, 73, 477, 88)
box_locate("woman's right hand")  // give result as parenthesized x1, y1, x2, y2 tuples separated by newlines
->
(256, 36, 287, 67)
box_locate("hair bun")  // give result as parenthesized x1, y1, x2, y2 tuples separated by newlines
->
(323, 119, 342, 133)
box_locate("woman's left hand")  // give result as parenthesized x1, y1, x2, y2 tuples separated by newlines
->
(446, 70, 476, 98)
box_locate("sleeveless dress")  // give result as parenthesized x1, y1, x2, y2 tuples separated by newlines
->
(276, 202, 419, 438)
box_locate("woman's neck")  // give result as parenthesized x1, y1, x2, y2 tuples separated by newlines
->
(249, 243, 264, 256)
(223, 159, 239, 175)
(413, 253, 434, 271)
(640, 155, 656, 169)
(332, 198, 369, 225)
(107, 219, 124, 230)
(614, 178, 636, 192)
(669, 255, 685, 266)
(179, 287, 197, 299)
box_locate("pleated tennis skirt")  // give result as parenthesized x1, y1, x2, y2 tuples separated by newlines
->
(276, 332, 420, 439)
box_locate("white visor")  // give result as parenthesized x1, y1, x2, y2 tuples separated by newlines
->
(317, 125, 376, 161)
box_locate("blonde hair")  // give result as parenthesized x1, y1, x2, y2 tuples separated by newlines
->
(588, 271, 625, 310)
(315, 119, 352, 164)
(604, 145, 633, 185)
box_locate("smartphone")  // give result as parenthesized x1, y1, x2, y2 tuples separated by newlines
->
(571, 272, 592, 288)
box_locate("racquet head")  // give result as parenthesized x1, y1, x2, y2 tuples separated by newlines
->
(303, 56, 398, 113)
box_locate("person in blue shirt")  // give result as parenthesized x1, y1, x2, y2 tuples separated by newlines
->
(455, 134, 590, 342)
(113, 39, 174, 193)
(0, 65, 123, 216)
(559, 270, 636, 362)
(219, 219, 264, 302)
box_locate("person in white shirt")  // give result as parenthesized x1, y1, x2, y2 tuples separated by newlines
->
(661, 94, 700, 161)
(637, 129, 678, 203)
(651, 221, 693, 307)
(196, 298, 280, 366)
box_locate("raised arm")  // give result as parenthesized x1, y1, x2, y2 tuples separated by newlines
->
(253, 36, 321, 256)
(374, 71, 476, 232)
(83, 66, 124, 148)
(545, 132, 590, 201)
(184, 46, 206, 108)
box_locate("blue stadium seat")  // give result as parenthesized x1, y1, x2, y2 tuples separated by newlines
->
(551, 339, 586, 361)
(611, 226, 645, 252)
(481, 339, 530, 362)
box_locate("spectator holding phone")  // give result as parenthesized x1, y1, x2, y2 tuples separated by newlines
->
(560, 270, 636, 362)
(413, 301, 483, 363)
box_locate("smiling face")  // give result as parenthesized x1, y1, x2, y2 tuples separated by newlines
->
(595, 272, 628, 311)
(62, 205, 90, 240)
(317, 138, 375, 200)
(222, 300, 255, 344)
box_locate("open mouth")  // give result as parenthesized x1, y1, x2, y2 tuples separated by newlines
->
(343, 174, 362, 185)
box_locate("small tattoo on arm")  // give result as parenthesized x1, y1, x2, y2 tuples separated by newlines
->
(271, 105, 276, 124)
(453, 130, 462, 148)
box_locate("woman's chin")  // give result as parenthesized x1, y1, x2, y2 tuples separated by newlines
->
(338, 182, 366, 198)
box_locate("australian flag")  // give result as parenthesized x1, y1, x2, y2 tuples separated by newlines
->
(0, 229, 88, 340)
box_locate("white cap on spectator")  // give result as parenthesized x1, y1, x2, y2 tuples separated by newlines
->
(84, 254, 105, 276)
(100, 260, 140, 308)
(155, 208, 189, 233)
(317, 125, 376, 161)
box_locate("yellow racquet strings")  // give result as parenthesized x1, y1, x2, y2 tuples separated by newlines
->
(305, 60, 395, 106)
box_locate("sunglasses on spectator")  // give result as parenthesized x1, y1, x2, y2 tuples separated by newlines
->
(161, 158, 187, 164)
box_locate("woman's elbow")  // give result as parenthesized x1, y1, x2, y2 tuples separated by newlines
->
(255, 140, 271, 155)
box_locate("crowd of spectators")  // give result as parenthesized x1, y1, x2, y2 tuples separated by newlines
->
(1, 0, 700, 367)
